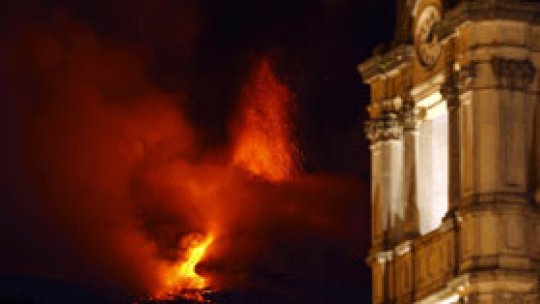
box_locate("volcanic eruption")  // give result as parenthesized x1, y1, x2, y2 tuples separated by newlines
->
(0, 4, 368, 303)
(144, 57, 300, 302)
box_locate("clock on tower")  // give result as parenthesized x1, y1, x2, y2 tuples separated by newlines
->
(415, 5, 441, 67)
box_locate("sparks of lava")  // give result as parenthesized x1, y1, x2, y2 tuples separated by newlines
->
(157, 232, 214, 300)
(231, 59, 298, 182)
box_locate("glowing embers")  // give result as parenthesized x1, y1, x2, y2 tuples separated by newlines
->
(157, 232, 214, 301)
(231, 59, 299, 182)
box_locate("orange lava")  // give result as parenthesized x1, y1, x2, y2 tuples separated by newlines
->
(231, 59, 298, 181)
(156, 233, 214, 300)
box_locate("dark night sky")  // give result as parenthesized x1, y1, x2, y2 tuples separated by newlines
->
(0, 0, 395, 303)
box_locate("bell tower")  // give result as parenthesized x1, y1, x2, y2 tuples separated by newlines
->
(360, 0, 540, 303)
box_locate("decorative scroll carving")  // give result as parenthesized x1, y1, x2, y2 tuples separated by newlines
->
(491, 58, 535, 90)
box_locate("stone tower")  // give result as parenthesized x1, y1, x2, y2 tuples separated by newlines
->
(359, 0, 540, 303)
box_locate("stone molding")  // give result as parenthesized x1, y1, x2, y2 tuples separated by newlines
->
(438, 1, 540, 40)
(367, 97, 403, 119)
(414, 274, 469, 304)
(358, 45, 414, 83)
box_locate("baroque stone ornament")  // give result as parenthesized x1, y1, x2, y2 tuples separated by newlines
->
(491, 57, 535, 90)
(380, 113, 403, 140)
(364, 112, 403, 143)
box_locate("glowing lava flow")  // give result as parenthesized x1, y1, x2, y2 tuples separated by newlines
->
(158, 233, 214, 300)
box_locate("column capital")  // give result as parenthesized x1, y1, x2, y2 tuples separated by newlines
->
(401, 95, 421, 131)
(491, 57, 535, 90)
(365, 119, 382, 143)
(442, 63, 476, 110)
(365, 113, 403, 143)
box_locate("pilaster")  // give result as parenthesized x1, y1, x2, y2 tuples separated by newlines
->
(366, 111, 405, 247)
(401, 96, 422, 238)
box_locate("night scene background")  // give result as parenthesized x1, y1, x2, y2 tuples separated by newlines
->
(0, 0, 395, 303)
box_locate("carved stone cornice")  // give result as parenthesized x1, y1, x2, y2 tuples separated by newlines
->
(437, 1, 540, 40)
(491, 57, 535, 90)
(358, 45, 414, 83)
(367, 97, 402, 119)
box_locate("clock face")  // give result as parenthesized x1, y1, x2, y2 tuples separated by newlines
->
(415, 5, 441, 67)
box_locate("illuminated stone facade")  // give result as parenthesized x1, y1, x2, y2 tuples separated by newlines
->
(360, 0, 540, 303)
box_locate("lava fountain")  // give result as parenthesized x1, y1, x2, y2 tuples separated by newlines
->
(231, 58, 299, 181)
(148, 57, 297, 301)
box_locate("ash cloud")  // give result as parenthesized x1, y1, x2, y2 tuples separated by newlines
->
(2, 11, 201, 295)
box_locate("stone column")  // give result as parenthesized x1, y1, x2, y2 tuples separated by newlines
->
(401, 96, 421, 238)
(380, 113, 404, 245)
(366, 120, 385, 249)
(366, 112, 404, 246)
(442, 65, 462, 212)
(442, 62, 476, 211)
